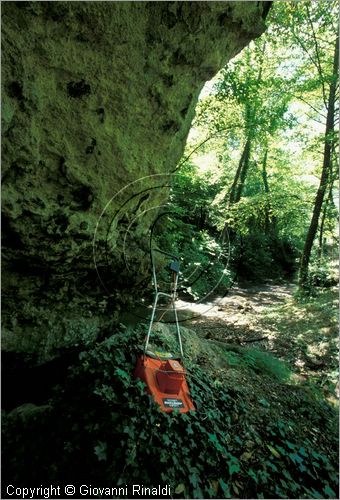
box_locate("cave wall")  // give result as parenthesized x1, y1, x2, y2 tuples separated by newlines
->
(2, 1, 270, 359)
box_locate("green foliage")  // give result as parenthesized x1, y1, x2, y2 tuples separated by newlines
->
(222, 347, 291, 384)
(3, 324, 338, 498)
(240, 348, 291, 382)
(305, 261, 338, 290)
(296, 258, 338, 297)
(262, 286, 338, 400)
(153, 165, 233, 299)
(184, 0, 339, 288)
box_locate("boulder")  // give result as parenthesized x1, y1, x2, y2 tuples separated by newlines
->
(2, 1, 270, 358)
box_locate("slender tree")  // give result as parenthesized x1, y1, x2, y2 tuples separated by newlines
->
(317, 180, 334, 260)
(298, 34, 338, 288)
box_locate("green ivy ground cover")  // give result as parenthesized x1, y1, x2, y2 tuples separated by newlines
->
(2, 324, 338, 498)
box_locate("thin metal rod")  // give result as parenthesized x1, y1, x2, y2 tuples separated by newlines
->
(171, 270, 183, 358)
(151, 248, 158, 293)
(173, 299, 183, 357)
(145, 247, 184, 357)
(144, 292, 159, 353)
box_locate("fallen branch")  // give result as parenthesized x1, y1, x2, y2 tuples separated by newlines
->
(205, 339, 243, 352)
(206, 336, 268, 348)
(240, 336, 268, 343)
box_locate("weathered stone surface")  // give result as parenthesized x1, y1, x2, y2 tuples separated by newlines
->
(2, 1, 270, 359)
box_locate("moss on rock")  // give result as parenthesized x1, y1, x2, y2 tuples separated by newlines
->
(2, 1, 270, 358)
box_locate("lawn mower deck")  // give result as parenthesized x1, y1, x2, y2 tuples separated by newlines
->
(135, 350, 195, 413)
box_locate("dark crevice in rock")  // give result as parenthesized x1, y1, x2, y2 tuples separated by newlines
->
(1, 350, 79, 411)
(1, 216, 25, 250)
(162, 74, 174, 87)
(50, 213, 69, 232)
(71, 185, 94, 211)
(180, 94, 193, 118)
(161, 120, 181, 133)
(172, 48, 189, 66)
(6, 81, 24, 100)
(85, 138, 97, 154)
(58, 156, 67, 175)
(96, 107, 105, 123)
(161, 10, 178, 29)
(218, 8, 233, 27)
(67, 79, 91, 98)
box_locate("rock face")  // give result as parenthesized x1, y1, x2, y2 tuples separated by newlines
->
(2, 1, 270, 359)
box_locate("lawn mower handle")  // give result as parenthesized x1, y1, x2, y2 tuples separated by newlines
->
(152, 248, 179, 261)
(145, 247, 183, 358)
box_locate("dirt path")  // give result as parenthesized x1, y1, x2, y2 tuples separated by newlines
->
(175, 281, 338, 397)
(125, 279, 337, 395)
(176, 281, 295, 346)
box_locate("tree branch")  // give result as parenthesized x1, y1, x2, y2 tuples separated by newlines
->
(305, 4, 329, 109)
(290, 93, 327, 120)
(291, 29, 328, 110)
(172, 126, 241, 173)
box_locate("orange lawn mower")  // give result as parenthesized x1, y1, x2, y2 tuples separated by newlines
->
(134, 248, 195, 413)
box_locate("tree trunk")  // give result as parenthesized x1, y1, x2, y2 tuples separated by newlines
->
(262, 148, 279, 236)
(229, 136, 252, 206)
(234, 137, 252, 203)
(228, 43, 266, 207)
(317, 180, 333, 260)
(298, 36, 339, 288)
(222, 135, 251, 244)
(261, 148, 271, 234)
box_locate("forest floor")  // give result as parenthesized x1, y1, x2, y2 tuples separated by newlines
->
(4, 281, 338, 498)
(176, 281, 339, 401)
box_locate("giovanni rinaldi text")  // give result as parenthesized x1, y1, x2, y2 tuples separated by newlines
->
(6, 484, 172, 498)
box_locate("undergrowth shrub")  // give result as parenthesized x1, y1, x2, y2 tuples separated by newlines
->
(299, 260, 339, 297)
(232, 232, 298, 281)
(2, 325, 339, 499)
(154, 219, 232, 300)
(224, 348, 291, 382)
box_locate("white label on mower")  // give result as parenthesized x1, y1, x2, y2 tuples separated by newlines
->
(162, 398, 184, 409)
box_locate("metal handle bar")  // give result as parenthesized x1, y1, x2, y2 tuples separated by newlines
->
(144, 247, 183, 358)
(152, 248, 179, 261)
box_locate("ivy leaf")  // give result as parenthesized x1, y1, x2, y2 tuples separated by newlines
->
(187, 424, 194, 435)
(208, 432, 218, 444)
(240, 451, 252, 461)
(94, 441, 107, 461)
(163, 435, 171, 445)
(218, 479, 229, 493)
(248, 469, 258, 483)
(175, 484, 185, 494)
(193, 486, 203, 498)
(323, 484, 336, 497)
(228, 459, 240, 476)
(123, 425, 135, 439)
(232, 483, 239, 494)
(289, 452, 303, 464)
(210, 480, 219, 494)
(189, 473, 199, 488)
(282, 469, 293, 481)
(267, 444, 281, 458)
(299, 463, 307, 472)
(267, 462, 279, 472)
(299, 446, 307, 457)
(259, 398, 270, 407)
